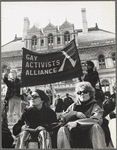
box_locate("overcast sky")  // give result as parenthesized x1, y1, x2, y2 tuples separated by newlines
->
(1, 1, 115, 45)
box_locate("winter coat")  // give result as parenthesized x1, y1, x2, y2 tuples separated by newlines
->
(13, 105, 57, 136)
(84, 70, 99, 88)
(62, 98, 103, 126)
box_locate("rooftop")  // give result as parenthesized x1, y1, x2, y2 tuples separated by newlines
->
(1, 26, 115, 54)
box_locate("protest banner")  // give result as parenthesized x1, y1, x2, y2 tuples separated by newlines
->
(21, 39, 83, 87)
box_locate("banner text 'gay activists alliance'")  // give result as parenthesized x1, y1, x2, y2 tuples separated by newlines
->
(21, 39, 83, 87)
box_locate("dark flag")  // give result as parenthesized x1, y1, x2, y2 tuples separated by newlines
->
(21, 39, 83, 87)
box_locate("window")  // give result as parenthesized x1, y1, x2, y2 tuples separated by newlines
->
(2, 65, 10, 74)
(32, 35, 37, 49)
(26, 40, 28, 48)
(2, 65, 7, 73)
(41, 39, 44, 46)
(101, 80, 110, 93)
(64, 31, 70, 44)
(98, 55, 106, 69)
(48, 33, 53, 48)
(57, 37, 61, 44)
(111, 52, 116, 66)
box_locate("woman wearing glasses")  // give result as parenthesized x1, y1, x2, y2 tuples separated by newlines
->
(57, 82, 107, 149)
(13, 89, 57, 149)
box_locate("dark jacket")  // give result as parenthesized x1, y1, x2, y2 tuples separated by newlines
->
(2, 107, 14, 148)
(3, 74, 21, 101)
(103, 93, 116, 117)
(13, 105, 57, 136)
(55, 98, 64, 112)
(63, 97, 74, 111)
(84, 71, 99, 88)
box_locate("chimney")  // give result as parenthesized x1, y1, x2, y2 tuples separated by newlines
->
(95, 23, 98, 30)
(81, 8, 88, 33)
(22, 17, 30, 41)
(14, 34, 17, 41)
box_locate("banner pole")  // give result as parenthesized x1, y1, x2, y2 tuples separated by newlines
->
(74, 39, 83, 82)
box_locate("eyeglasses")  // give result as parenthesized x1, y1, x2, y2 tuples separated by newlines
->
(77, 90, 89, 95)
(32, 95, 40, 99)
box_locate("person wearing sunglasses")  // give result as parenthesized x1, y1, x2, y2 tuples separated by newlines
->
(12, 89, 57, 148)
(57, 82, 107, 149)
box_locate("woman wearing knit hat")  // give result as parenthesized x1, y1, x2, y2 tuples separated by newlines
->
(13, 89, 57, 149)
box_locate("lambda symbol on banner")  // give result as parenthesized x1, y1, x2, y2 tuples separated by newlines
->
(58, 51, 77, 72)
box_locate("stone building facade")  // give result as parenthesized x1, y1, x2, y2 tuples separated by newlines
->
(1, 8, 116, 101)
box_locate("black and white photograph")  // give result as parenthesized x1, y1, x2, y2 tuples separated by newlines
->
(1, 1, 116, 149)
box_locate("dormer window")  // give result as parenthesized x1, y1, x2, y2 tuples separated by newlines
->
(32, 35, 37, 49)
(64, 31, 70, 44)
(48, 33, 53, 49)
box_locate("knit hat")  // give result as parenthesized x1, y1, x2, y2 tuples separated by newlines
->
(35, 89, 49, 103)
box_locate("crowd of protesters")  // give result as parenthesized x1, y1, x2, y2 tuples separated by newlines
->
(2, 61, 116, 148)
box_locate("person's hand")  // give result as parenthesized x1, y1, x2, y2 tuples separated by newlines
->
(8, 73, 14, 81)
(66, 121, 77, 130)
(76, 112, 86, 119)
(36, 126, 45, 132)
(21, 125, 29, 131)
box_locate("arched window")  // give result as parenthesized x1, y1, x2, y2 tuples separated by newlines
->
(48, 33, 53, 48)
(41, 39, 44, 46)
(32, 35, 37, 49)
(101, 80, 110, 93)
(2, 65, 7, 73)
(64, 31, 70, 44)
(2, 65, 10, 73)
(98, 55, 106, 69)
(57, 37, 61, 44)
(111, 52, 115, 66)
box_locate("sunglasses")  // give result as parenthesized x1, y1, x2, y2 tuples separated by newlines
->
(77, 90, 89, 95)
(32, 95, 40, 99)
